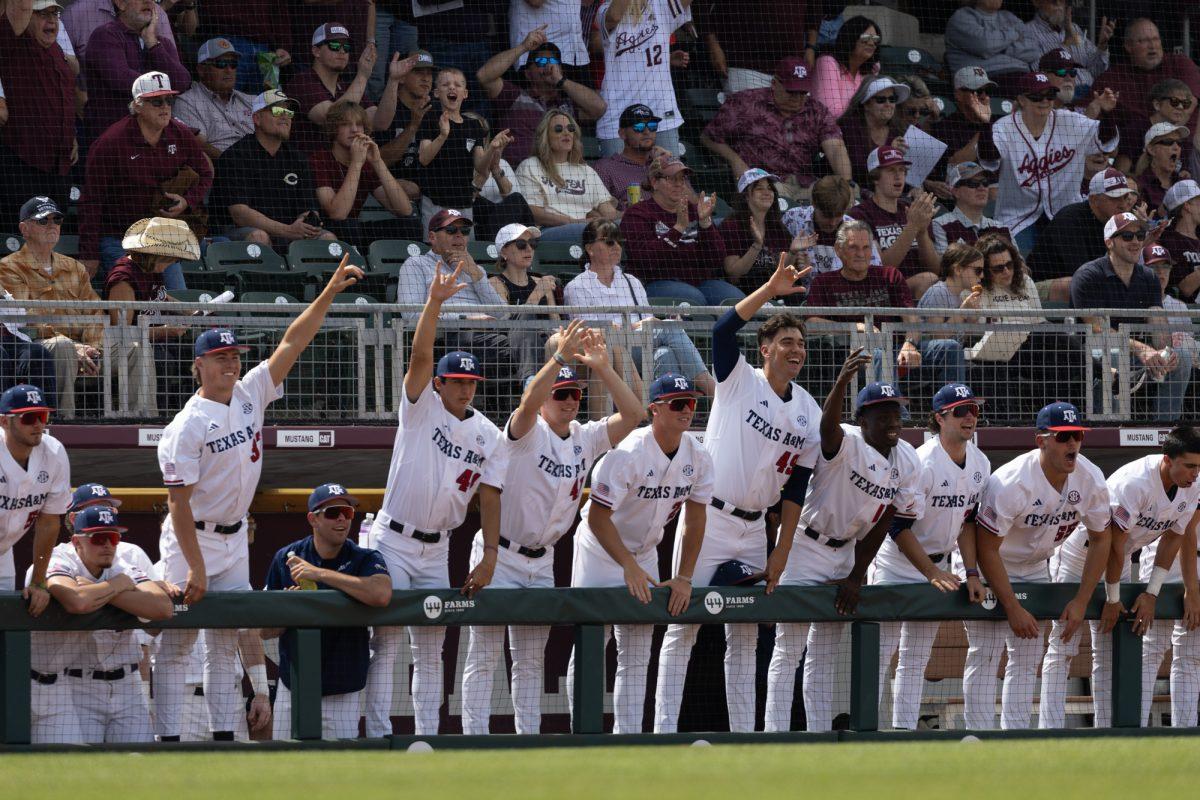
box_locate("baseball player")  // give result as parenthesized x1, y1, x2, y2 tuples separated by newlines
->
(967, 402, 1111, 730)
(566, 372, 713, 734)
(460, 320, 644, 735)
(764, 350, 923, 732)
(46, 505, 173, 742)
(654, 256, 819, 734)
(154, 257, 365, 742)
(0, 384, 70, 617)
(1040, 427, 1200, 728)
(872, 383, 990, 730)
(363, 262, 503, 737)
(264, 483, 391, 740)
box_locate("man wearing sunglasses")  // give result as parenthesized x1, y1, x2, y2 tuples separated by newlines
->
(1021, 0, 1112, 92)
(173, 38, 255, 159)
(45, 505, 173, 742)
(263, 483, 390, 740)
(1037, 49, 1084, 109)
(461, 321, 643, 736)
(932, 163, 1009, 254)
(968, 402, 1111, 730)
(568, 372, 713, 734)
(477, 27, 606, 164)
(364, 262, 503, 738)
(1070, 211, 1191, 421)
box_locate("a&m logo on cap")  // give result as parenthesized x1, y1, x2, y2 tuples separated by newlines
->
(793, 64, 808, 79)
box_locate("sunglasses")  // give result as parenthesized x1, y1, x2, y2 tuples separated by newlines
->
(1163, 96, 1195, 109)
(442, 225, 472, 235)
(631, 121, 659, 133)
(10, 410, 49, 426)
(32, 215, 65, 226)
(552, 123, 578, 134)
(965, 266, 984, 276)
(146, 97, 176, 108)
(1115, 230, 1148, 241)
(957, 178, 990, 189)
(208, 59, 239, 70)
(988, 260, 1014, 274)
(1153, 138, 1185, 148)
(907, 107, 935, 119)
(318, 505, 354, 520)
(870, 94, 899, 105)
(81, 530, 121, 547)
(533, 55, 561, 67)
(34, 7, 61, 17)
(1024, 91, 1058, 102)
(962, 87, 990, 97)
(941, 403, 980, 418)
(858, 34, 882, 44)
(1050, 68, 1078, 78)
(270, 106, 296, 119)
(507, 238, 538, 251)
(324, 41, 351, 52)
(552, 387, 582, 402)
(655, 397, 697, 412)
(1043, 430, 1084, 443)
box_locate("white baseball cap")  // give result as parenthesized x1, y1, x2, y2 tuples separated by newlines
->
(197, 38, 239, 64)
(131, 71, 178, 100)
(1165, 179, 1200, 212)
(495, 224, 541, 249)
(1103, 212, 1143, 240)
(737, 167, 781, 193)
(1144, 121, 1190, 148)
(953, 66, 996, 92)
(312, 23, 351, 46)
(859, 77, 911, 105)
(1087, 167, 1134, 198)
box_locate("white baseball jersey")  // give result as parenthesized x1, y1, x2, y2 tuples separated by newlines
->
(595, 0, 688, 138)
(482, 414, 612, 549)
(511, 0, 590, 67)
(577, 426, 714, 556)
(993, 106, 1119, 236)
(0, 428, 70, 556)
(157, 361, 282, 524)
(1059, 454, 1200, 571)
(976, 449, 1110, 568)
(874, 436, 991, 576)
(800, 424, 923, 540)
(703, 353, 822, 512)
(378, 382, 502, 533)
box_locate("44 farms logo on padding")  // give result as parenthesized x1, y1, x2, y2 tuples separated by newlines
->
(423, 595, 475, 620)
(703, 591, 755, 615)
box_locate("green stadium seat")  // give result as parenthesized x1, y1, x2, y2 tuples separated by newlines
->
(649, 297, 692, 307)
(367, 239, 428, 301)
(539, 262, 583, 282)
(169, 289, 228, 303)
(582, 135, 602, 161)
(239, 291, 301, 308)
(53, 234, 79, 257)
(286, 239, 366, 300)
(535, 241, 584, 273)
(879, 45, 945, 88)
(934, 96, 957, 117)
(1, 233, 23, 254)
(991, 97, 1015, 118)
(205, 240, 285, 293)
(468, 240, 502, 266)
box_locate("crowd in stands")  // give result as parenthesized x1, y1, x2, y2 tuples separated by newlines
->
(0, 0, 1198, 420)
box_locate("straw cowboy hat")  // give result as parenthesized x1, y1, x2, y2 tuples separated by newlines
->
(120, 217, 200, 261)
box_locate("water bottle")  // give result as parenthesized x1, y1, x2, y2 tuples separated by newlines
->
(358, 512, 376, 549)
(287, 551, 318, 591)
(1153, 346, 1174, 382)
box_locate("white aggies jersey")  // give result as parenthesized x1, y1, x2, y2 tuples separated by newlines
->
(577, 426, 714, 556)
(976, 449, 1110, 568)
(482, 415, 612, 549)
(874, 436, 991, 578)
(703, 353, 822, 512)
(800, 424, 924, 541)
(596, 0, 688, 138)
(0, 427, 70, 555)
(378, 382, 502, 533)
(1059, 454, 1200, 571)
(157, 361, 281, 524)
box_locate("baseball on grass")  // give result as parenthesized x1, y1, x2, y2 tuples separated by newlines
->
(691, 739, 711, 747)
(961, 734, 981, 743)
(408, 741, 434, 753)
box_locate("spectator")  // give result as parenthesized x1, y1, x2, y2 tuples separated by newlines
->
(1094, 19, 1200, 165)
(1026, 167, 1137, 302)
(375, 48, 433, 183)
(1145, 242, 1200, 370)
(619, 153, 737, 305)
(263, 483, 390, 741)
(849, 147, 940, 299)
(288, 23, 402, 154)
(467, 114, 534, 242)
(915, 243, 985, 353)
(0, 197, 103, 419)
(190, 0, 293, 94)
(595, 104, 680, 212)
(488, 223, 557, 379)
(405, 0, 498, 116)
(508, 0, 590, 80)
(477, 29, 606, 164)
(811, 15, 882, 119)
(805, 219, 966, 388)
(1019, 0, 1113, 92)
(1038, 48, 1083, 110)
(288, 1, 372, 68)
(368, 1, 417, 100)
(993, 72, 1119, 252)
(701, 0, 809, 95)
(173, 39, 255, 159)
(782, 175, 883, 278)
(701, 57, 851, 196)
(1116, 79, 1196, 174)
(932, 162, 1010, 253)
(944, 0, 1037, 93)
(1070, 212, 1191, 422)
(1133, 122, 1191, 214)
(837, 76, 909, 188)
(595, 0, 691, 157)
(1159, 180, 1200, 300)
(210, 90, 334, 247)
(310, 100, 418, 247)
(79, 71, 212, 288)
(941, 67, 1001, 169)
(105, 217, 193, 414)
(62, 0, 176, 64)
(82, 0, 191, 143)
(720, 168, 808, 293)
(893, 76, 940, 138)
(0, 309, 56, 408)
(0, 0, 76, 228)
(515, 110, 618, 243)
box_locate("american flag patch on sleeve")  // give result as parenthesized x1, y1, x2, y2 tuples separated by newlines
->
(1112, 505, 1131, 529)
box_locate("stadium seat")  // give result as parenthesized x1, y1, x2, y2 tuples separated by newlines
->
(649, 297, 693, 307)
(934, 97, 957, 118)
(684, 87, 724, 124)
(205, 240, 285, 293)
(539, 262, 583, 282)
(1, 233, 22, 254)
(535, 241, 584, 272)
(878, 45, 946, 93)
(468, 240, 501, 266)
(169, 288, 227, 303)
(367, 240, 428, 302)
(53, 234, 79, 257)
(239, 291, 301, 308)
(582, 134, 602, 161)
(991, 97, 1015, 118)
(287, 239, 366, 300)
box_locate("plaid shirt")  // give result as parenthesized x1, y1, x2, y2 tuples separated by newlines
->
(0, 247, 103, 347)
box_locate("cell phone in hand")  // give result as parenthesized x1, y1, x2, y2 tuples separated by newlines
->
(304, 211, 322, 227)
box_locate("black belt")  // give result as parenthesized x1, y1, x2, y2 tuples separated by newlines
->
(805, 528, 849, 549)
(64, 663, 138, 681)
(499, 536, 547, 559)
(30, 670, 57, 685)
(196, 520, 243, 535)
(929, 552, 948, 564)
(388, 518, 441, 544)
(711, 498, 763, 522)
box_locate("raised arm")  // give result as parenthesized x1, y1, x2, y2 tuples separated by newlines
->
(403, 260, 467, 402)
(477, 25, 546, 97)
(267, 255, 365, 385)
(821, 348, 870, 459)
(510, 319, 588, 440)
(576, 328, 646, 445)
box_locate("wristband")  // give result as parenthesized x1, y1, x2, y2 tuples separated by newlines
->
(1105, 581, 1121, 603)
(1147, 566, 1169, 596)
(675, 574, 693, 584)
(552, 352, 568, 367)
(247, 664, 268, 696)
(555, 77, 567, 90)
(964, 568, 980, 578)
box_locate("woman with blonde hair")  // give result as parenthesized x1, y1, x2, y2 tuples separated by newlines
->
(515, 110, 618, 242)
(1133, 122, 1191, 214)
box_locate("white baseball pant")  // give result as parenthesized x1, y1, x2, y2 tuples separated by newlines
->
(460, 533, 556, 735)
(764, 530, 853, 732)
(654, 508, 766, 733)
(364, 521, 450, 737)
(961, 561, 1049, 730)
(30, 680, 83, 744)
(0, 547, 14, 591)
(565, 540, 658, 734)
(272, 683, 362, 740)
(1141, 619, 1173, 725)
(154, 519, 250, 739)
(870, 558, 943, 730)
(68, 672, 153, 743)
(1170, 623, 1200, 726)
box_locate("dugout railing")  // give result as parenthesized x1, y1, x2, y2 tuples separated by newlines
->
(0, 583, 1191, 747)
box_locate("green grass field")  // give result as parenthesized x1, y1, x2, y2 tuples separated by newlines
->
(2, 739, 1195, 798)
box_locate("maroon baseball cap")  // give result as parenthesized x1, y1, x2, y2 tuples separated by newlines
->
(428, 208, 473, 232)
(774, 57, 812, 92)
(867, 146, 911, 172)
(1038, 48, 1081, 73)
(1143, 243, 1173, 266)
(1016, 71, 1055, 96)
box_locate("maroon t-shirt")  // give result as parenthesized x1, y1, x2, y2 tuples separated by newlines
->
(804, 267, 913, 323)
(105, 256, 168, 321)
(0, 22, 75, 175)
(849, 198, 926, 278)
(1158, 227, 1200, 294)
(286, 67, 377, 153)
(308, 149, 383, 218)
(718, 213, 793, 290)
